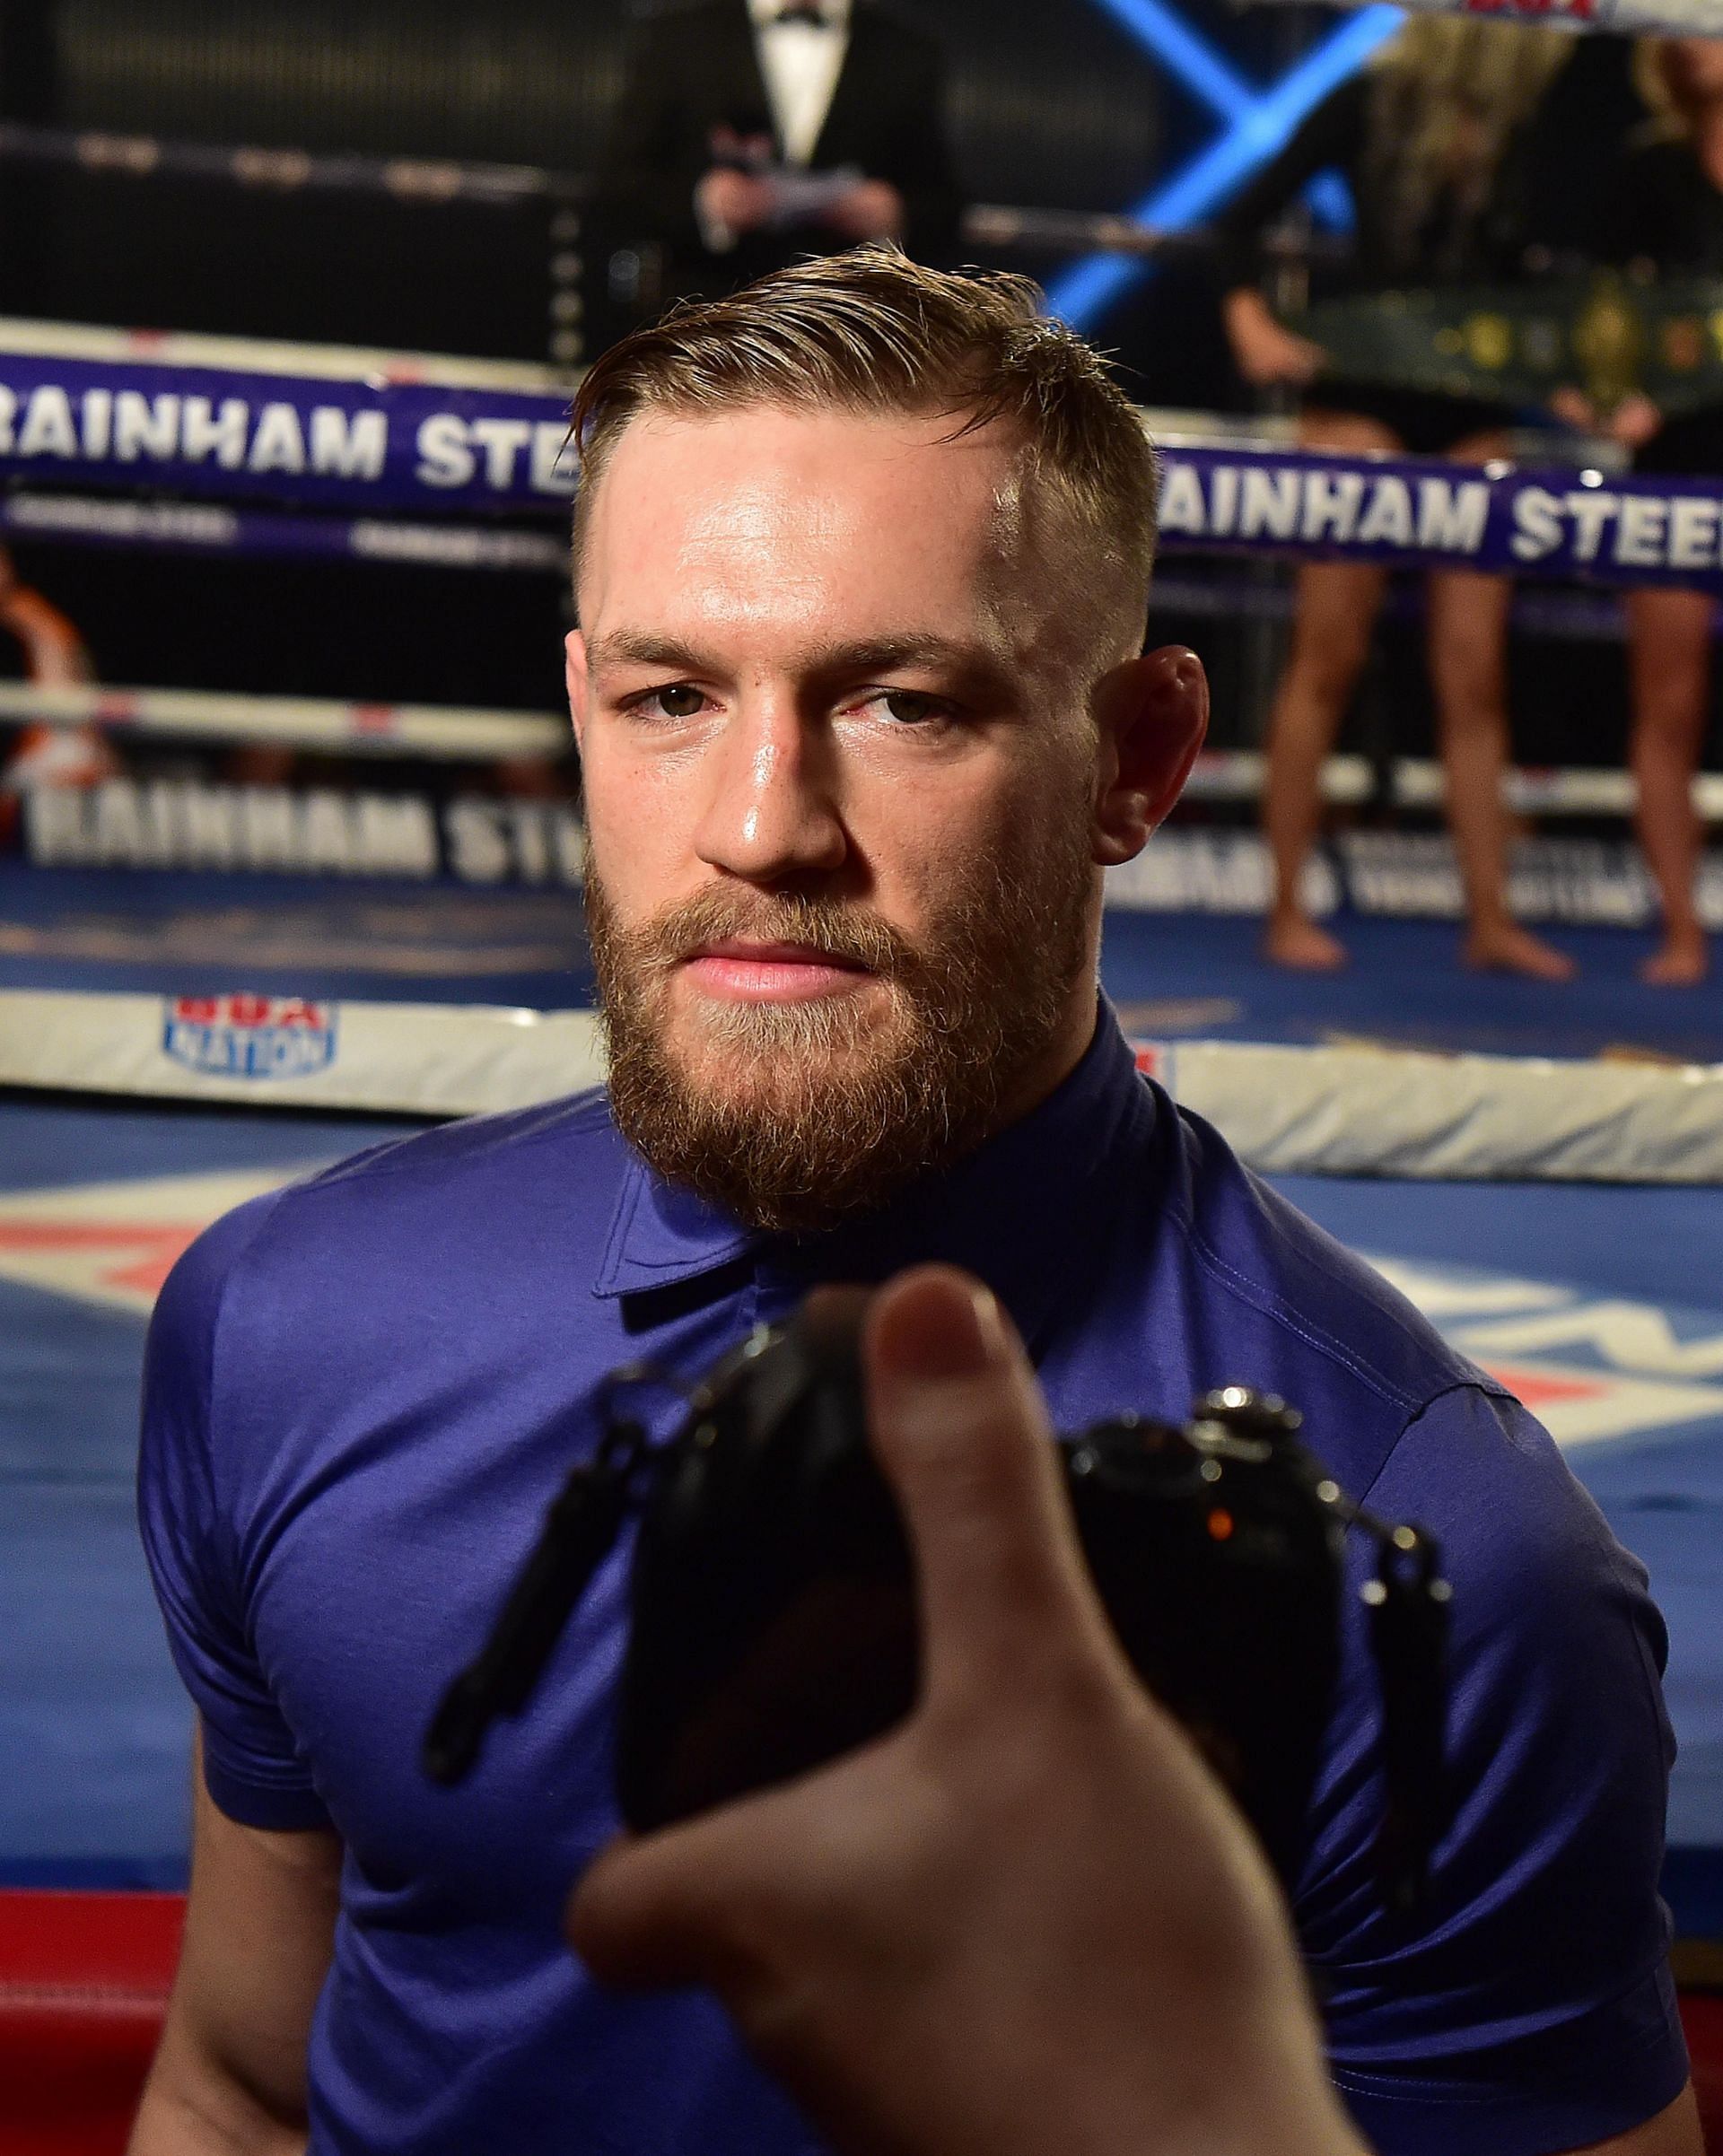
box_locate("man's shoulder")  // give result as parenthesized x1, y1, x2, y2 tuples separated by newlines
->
(294, 1084, 617, 1193)
(154, 1088, 626, 1349)
(1139, 1100, 1503, 1503)
(1165, 1102, 1488, 1418)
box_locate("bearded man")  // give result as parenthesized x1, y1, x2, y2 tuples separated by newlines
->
(132, 249, 1697, 2156)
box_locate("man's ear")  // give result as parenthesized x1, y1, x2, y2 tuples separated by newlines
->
(565, 629, 589, 754)
(1090, 644, 1208, 868)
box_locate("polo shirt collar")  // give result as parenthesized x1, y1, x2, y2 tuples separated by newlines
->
(594, 1000, 1156, 1349)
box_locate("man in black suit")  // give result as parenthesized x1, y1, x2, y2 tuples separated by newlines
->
(604, 0, 962, 301)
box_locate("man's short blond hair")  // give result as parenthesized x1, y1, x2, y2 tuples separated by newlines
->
(568, 247, 1159, 662)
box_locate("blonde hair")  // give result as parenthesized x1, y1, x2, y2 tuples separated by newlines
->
(568, 246, 1159, 661)
(1366, 16, 1571, 275)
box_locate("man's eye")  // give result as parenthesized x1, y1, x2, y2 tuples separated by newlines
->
(641, 684, 706, 719)
(879, 691, 948, 726)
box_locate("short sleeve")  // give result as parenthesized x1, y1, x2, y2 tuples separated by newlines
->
(137, 1196, 334, 1833)
(1295, 1384, 1689, 2156)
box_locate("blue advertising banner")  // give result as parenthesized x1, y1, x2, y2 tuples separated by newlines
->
(3, 332, 1723, 593)
(0, 350, 577, 515)
(1155, 443, 1723, 594)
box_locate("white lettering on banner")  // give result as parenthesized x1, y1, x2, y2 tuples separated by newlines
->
(113, 391, 180, 462)
(1510, 484, 1564, 562)
(1238, 467, 1299, 540)
(1615, 494, 1667, 567)
(180, 397, 250, 469)
(241, 788, 298, 869)
(1102, 829, 1337, 917)
(248, 402, 307, 476)
(1354, 475, 1414, 547)
(1414, 476, 1489, 553)
(1513, 484, 1723, 571)
(440, 797, 585, 884)
(15, 385, 78, 459)
(353, 794, 438, 875)
(1670, 495, 1719, 569)
(1300, 469, 1364, 543)
(415, 413, 476, 488)
(1210, 462, 1239, 535)
(1339, 833, 1464, 920)
(510, 800, 552, 884)
(22, 786, 83, 863)
(0, 380, 391, 480)
(302, 790, 354, 872)
(469, 417, 533, 489)
(80, 388, 112, 458)
(177, 785, 239, 868)
(1157, 460, 1206, 536)
(24, 780, 440, 877)
(1097, 829, 1723, 927)
(310, 407, 388, 481)
(91, 780, 155, 864)
(21, 786, 1723, 917)
(443, 798, 512, 881)
(1565, 489, 1619, 561)
(553, 813, 586, 881)
(530, 420, 577, 495)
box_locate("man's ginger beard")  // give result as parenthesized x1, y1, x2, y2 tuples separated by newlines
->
(586, 807, 1097, 1235)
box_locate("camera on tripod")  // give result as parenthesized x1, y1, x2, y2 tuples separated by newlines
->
(426, 1291, 1452, 1912)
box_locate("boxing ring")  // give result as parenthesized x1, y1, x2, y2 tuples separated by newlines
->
(4, 316, 1723, 2147)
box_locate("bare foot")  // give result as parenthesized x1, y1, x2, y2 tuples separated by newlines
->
(1640, 933, 1709, 986)
(1464, 923, 1577, 982)
(1264, 914, 1348, 971)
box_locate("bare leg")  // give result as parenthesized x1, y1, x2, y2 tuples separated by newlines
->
(1625, 584, 1711, 984)
(1261, 412, 1395, 970)
(1427, 430, 1575, 982)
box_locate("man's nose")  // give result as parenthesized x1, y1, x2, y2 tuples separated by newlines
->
(691, 696, 848, 884)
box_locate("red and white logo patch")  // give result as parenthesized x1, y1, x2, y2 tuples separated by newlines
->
(162, 994, 336, 1081)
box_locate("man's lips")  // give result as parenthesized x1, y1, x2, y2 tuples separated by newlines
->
(679, 939, 874, 1001)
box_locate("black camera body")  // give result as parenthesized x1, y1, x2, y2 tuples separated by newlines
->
(428, 1296, 1450, 1909)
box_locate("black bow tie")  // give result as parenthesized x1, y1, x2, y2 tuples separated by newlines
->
(772, 3, 831, 24)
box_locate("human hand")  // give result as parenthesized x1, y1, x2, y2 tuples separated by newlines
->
(567, 1266, 1368, 2156)
(1223, 288, 1325, 388)
(1549, 385, 1597, 432)
(824, 177, 905, 241)
(1606, 392, 1664, 450)
(696, 165, 775, 239)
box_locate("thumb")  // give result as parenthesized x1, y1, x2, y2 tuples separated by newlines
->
(863, 1266, 1115, 1705)
(566, 1799, 783, 1992)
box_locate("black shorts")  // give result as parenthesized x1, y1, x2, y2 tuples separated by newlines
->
(1634, 406, 1723, 479)
(1301, 381, 1520, 458)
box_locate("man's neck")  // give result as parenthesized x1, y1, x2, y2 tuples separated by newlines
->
(988, 984, 1103, 1139)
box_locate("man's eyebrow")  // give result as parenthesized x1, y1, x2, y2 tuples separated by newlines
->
(799, 634, 1019, 703)
(586, 629, 713, 672)
(585, 628, 1019, 703)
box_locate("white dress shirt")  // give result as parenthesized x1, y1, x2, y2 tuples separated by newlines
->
(747, 0, 853, 168)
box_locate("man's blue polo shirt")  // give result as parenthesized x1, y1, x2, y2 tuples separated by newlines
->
(138, 1009, 1688, 2156)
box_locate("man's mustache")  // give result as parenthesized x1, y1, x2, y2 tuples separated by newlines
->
(627, 890, 913, 977)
